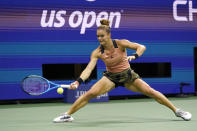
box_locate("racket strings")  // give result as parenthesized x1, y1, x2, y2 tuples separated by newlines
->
(23, 77, 49, 95)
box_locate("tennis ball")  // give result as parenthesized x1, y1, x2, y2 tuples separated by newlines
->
(57, 87, 64, 94)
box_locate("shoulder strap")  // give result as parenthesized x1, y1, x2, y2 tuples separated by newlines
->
(100, 40, 118, 54)
(112, 39, 118, 48)
(100, 45, 104, 54)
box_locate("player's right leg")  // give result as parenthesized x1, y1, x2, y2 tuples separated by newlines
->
(53, 76, 115, 123)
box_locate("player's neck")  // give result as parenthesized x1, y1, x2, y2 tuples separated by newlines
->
(102, 39, 113, 50)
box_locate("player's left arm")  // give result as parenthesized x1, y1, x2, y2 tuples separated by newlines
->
(118, 39, 146, 61)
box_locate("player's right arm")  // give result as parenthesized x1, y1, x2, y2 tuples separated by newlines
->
(70, 48, 99, 89)
(79, 49, 99, 82)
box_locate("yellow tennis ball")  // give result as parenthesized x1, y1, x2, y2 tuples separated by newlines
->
(57, 87, 64, 94)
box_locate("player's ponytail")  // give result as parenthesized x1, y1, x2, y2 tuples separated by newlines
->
(98, 19, 111, 34)
(100, 19, 110, 26)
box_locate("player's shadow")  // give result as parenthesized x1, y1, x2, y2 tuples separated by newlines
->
(73, 116, 183, 127)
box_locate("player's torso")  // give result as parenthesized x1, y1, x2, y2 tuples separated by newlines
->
(99, 40, 130, 72)
(100, 47, 125, 66)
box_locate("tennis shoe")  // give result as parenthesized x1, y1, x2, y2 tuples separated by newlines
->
(175, 108, 192, 121)
(53, 113, 74, 123)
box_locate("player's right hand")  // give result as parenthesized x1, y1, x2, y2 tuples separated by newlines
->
(70, 81, 79, 90)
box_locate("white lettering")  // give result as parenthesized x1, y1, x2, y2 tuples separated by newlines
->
(75, 91, 86, 98)
(75, 90, 108, 99)
(69, 11, 83, 28)
(173, 0, 188, 21)
(189, 1, 197, 21)
(109, 12, 121, 28)
(96, 93, 108, 99)
(81, 11, 96, 34)
(54, 10, 66, 27)
(40, 10, 56, 27)
(40, 10, 122, 34)
(173, 0, 196, 21)
(96, 11, 109, 26)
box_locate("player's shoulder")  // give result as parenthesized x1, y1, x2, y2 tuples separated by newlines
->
(114, 39, 130, 44)
(93, 46, 101, 53)
(114, 39, 130, 47)
(91, 46, 101, 58)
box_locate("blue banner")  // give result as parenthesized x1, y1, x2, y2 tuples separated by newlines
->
(0, 0, 196, 100)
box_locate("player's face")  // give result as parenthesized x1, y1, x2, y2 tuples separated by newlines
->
(97, 29, 111, 46)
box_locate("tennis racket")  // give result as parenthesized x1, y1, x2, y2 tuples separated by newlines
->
(21, 75, 70, 95)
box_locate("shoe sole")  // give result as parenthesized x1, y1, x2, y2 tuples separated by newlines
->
(53, 118, 74, 123)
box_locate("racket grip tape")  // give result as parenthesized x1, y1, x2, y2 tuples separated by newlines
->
(60, 85, 70, 88)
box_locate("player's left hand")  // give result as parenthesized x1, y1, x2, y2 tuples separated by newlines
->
(127, 56, 136, 61)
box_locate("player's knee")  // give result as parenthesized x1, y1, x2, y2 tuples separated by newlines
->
(85, 91, 99, 99)
(144, 88, 157, 98)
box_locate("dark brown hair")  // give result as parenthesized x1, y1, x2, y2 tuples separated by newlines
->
(97, 19, 111, 34)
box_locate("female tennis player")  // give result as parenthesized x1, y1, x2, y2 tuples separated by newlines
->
(53, 19, 192, 122)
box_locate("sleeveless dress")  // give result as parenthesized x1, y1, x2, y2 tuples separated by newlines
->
(99, 40, 140, 87)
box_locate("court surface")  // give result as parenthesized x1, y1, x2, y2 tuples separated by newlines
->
(0, 97, 196, 131)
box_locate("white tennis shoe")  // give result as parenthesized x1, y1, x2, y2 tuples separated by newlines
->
(53, 113, 74, 123)
(175, 108, 192, 121)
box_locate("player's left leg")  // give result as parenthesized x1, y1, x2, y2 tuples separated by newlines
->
(125, 78, 176, 112)
(125, 78, 192, 120)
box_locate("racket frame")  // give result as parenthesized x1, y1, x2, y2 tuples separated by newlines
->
(21, 75, 70, 95)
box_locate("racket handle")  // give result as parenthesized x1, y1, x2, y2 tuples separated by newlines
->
(60, 85, 70, 88)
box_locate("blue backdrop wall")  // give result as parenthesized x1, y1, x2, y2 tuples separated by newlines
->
(0, 0, 196, 100)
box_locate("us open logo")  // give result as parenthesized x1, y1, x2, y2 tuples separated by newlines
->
(40, 10, 122, 34)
